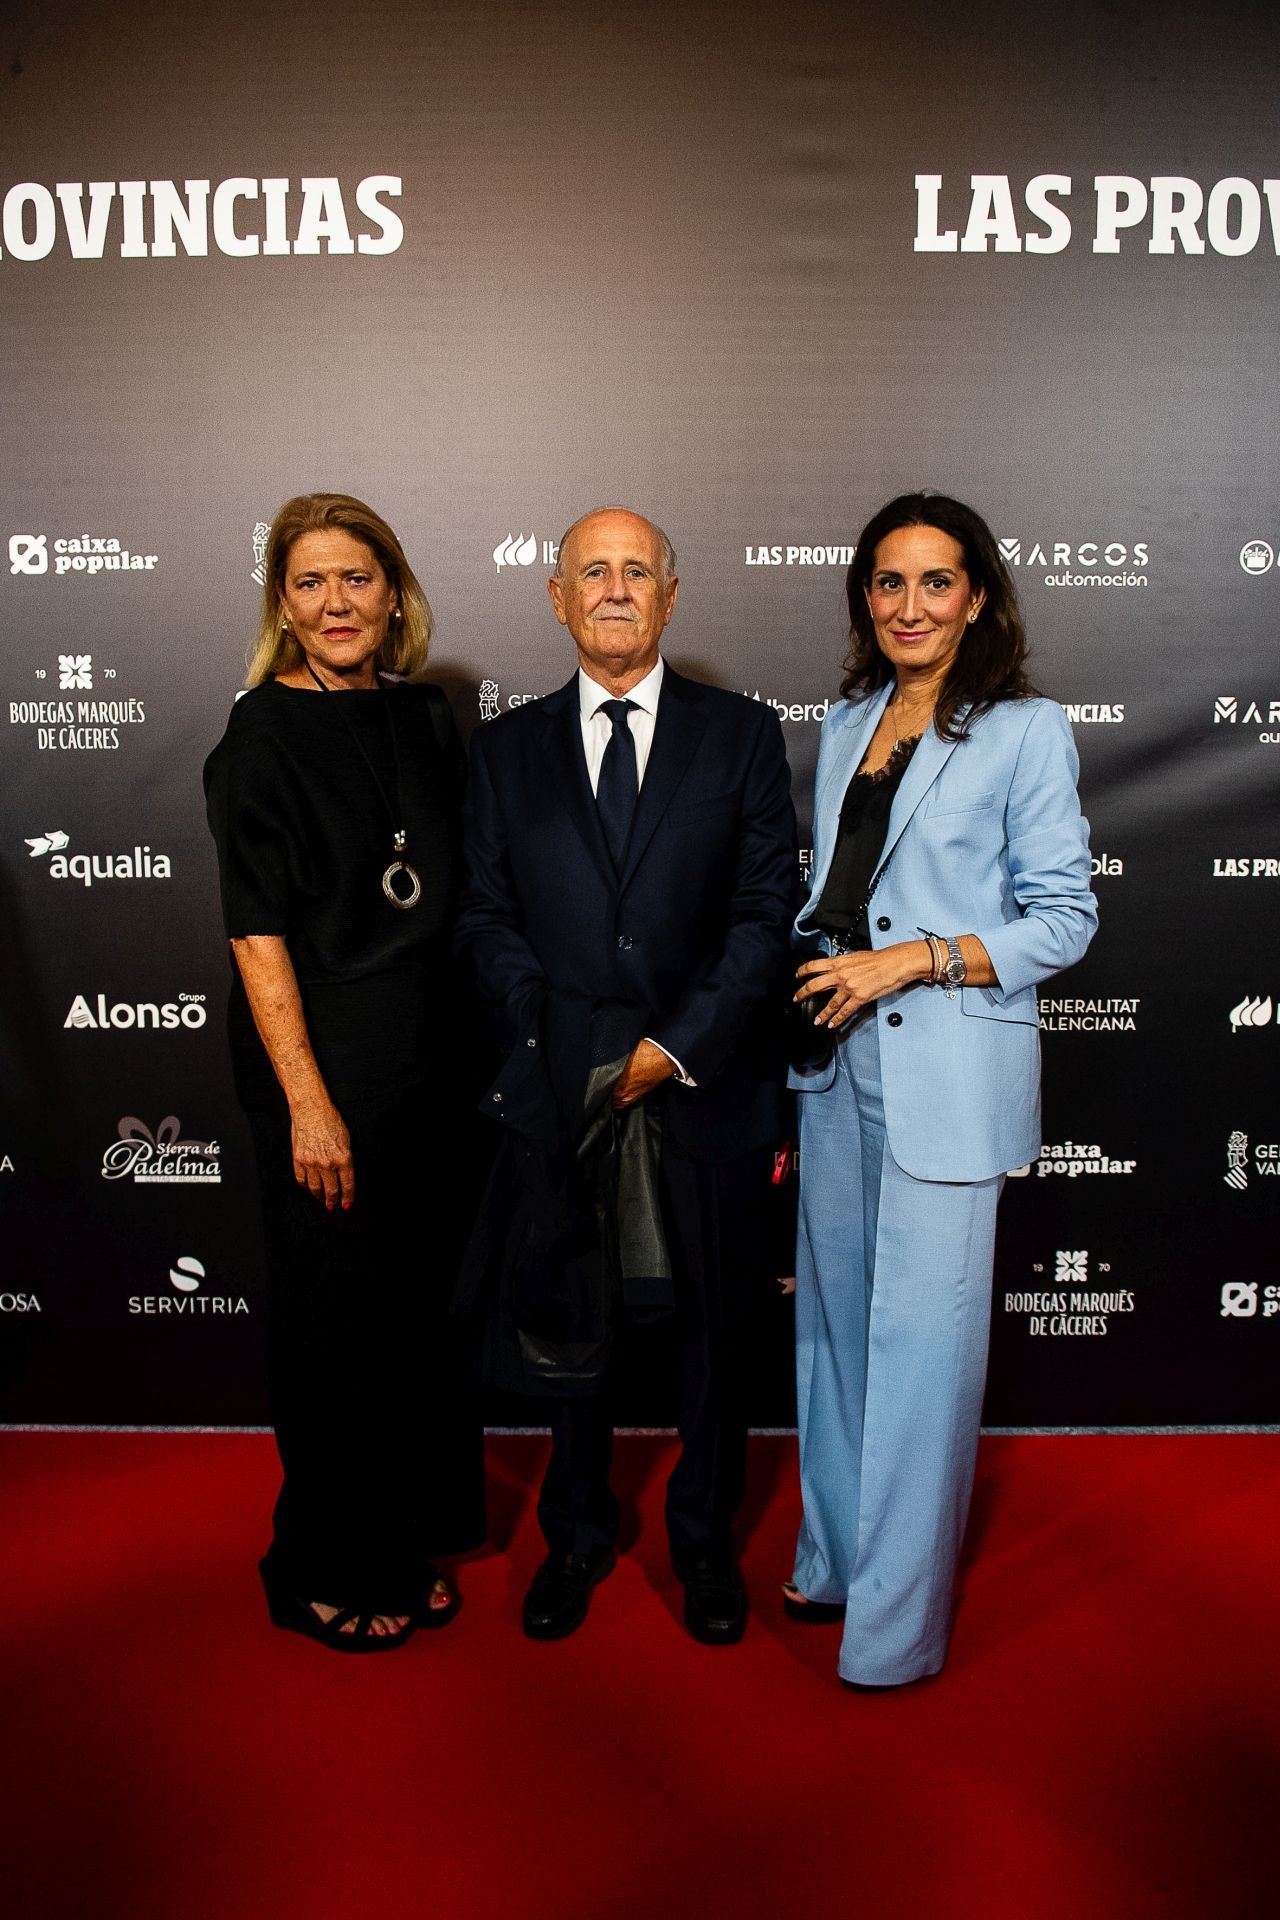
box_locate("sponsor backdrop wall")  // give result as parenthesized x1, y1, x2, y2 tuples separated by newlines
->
(2, 0, 1276, 1430)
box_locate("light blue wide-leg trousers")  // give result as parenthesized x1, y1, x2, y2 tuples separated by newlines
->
(792, 1012, 1003, 1686)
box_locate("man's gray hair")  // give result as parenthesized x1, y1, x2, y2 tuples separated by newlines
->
(553, 506, 677, 584)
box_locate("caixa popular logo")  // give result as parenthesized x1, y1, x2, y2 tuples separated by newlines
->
(8, 532, 159, 577)
(26, 830, 171, 885)
(101, 1116, 221, 1183)
(1220, 1282, 1280, 1320)
(64, 992, 207, 1031)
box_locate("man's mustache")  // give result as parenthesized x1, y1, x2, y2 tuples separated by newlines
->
(593, 606, 638, 621)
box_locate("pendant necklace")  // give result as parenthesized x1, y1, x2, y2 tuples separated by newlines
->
(304, 658, 422, 909)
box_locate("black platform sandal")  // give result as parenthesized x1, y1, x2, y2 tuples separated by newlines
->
(781, 1580, 847, 1625)
(260, 1556, 423, 1653)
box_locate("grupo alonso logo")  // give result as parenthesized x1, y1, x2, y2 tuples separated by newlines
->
(101, 1116, 221, 1184)
(1240, 540, 1274, 575)
(1229, 994, 1273, 1030)
(64, 992, 207, 1031)
(128, 1253, 249, 1317)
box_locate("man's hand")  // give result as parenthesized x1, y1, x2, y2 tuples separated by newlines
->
(611, 1038, 677, 1109)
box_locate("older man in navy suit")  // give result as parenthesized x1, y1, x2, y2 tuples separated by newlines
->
(457, 507, 796, 1643)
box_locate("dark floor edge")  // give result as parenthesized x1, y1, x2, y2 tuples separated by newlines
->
(2, 1424, 1279, 1436)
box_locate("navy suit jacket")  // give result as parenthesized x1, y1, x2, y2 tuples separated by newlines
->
(456, 664, 798, 1163)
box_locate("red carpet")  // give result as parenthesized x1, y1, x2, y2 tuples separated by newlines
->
(1, 1432, 1276, 1920)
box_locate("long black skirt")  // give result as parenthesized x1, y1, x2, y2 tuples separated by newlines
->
(247, 1083, 487, 1613)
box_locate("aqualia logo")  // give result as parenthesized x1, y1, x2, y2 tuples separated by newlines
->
(27, 831, 171, 885)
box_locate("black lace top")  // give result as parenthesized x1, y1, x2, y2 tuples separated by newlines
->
(810, 734, 920, 945)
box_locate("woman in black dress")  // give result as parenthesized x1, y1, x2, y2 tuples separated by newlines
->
(204, 492, 485, 1651)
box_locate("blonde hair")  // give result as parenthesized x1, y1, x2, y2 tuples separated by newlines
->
(246, 493, 434, 688)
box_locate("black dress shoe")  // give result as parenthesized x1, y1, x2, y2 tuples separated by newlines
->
(674, 1555, 748, 1645)
(522, 1547, 616, 1640)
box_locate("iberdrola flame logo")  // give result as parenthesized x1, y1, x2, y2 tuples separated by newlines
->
(493, 532, 537, 572)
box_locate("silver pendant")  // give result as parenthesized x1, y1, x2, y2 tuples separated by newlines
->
(382, 859, 422, 910)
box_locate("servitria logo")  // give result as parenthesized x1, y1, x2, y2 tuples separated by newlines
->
(128, 1255, 249, 1317)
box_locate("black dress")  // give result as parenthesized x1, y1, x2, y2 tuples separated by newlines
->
(204, 679, 486, 1612)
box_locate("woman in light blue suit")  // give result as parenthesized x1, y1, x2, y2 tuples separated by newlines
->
(784, 493, 1096, 1687)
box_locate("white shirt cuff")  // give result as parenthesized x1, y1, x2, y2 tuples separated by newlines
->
(644, 1038, 696, 1087)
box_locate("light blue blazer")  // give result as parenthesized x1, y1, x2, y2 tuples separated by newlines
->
(789, 687, 1097, 1182)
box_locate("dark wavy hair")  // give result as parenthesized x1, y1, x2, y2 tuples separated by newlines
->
(840, 492, 1038, 739)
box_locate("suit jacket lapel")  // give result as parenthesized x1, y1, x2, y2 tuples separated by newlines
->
(802, 686, 890, 916)
(618, 668, 706, 890)
(878, 722, 962, 867)
(542, 678, 616, 887)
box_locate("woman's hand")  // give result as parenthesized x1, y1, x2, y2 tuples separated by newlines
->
(230, 935, 356, 1213)
(289, 1096, 355, 1210)
(795, 940, 933, 1029)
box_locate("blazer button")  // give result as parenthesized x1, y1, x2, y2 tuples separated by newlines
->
(526, 1037, 537, 1048)
(492, 1091, 503, 1101)
(616, 933, 634, 951)
(886, 1011, 903, 1028)
(876, 915, 891, 932)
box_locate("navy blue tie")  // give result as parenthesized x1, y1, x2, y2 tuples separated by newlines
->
(596, 698, 638, 871)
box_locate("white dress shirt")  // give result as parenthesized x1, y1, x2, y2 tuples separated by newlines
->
(577, 657, 664, 794)
(576, 657, 693, 1085)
